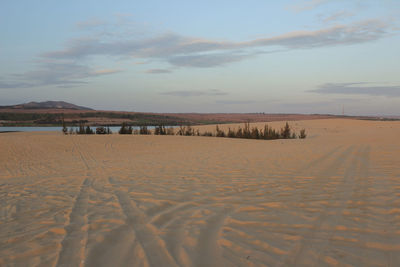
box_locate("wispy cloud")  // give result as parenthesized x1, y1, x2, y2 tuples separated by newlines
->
(160, 89, 228, 97)
(168, 52, 251, 68)
(42, 19, 391, 62)
(287, 0, 328, 13)
(310, 82, 400, 97)
(145, 69, 172, 74)
(216, 100, 257, 105)
(0, 62, 120, 89)
(91, 69, 121, 76)
(0, 81, 32, 89)
(76, 18, 106, 30)
(319, 11, 355, 23)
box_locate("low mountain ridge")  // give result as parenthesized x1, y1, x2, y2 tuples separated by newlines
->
(0, 101, 92, 110)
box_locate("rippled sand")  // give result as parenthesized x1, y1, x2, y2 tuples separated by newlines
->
(1, 119, 400, 267)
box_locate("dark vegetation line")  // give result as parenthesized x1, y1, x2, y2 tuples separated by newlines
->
(63, 121, 307, 140)
(0, 112, 192, 126)
(1, 110, 398, 127)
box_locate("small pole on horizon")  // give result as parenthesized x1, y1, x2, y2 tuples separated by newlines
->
(342, 105, 344, 116)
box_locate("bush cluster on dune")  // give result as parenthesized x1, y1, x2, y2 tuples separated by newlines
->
(174, 122, 306, 140)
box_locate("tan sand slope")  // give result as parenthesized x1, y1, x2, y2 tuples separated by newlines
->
(1, 119, 400, 266)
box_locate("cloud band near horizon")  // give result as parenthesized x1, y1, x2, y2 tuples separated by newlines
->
(311, 83, 400, 97)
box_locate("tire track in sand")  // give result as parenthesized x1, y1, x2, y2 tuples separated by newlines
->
(315, 145, 372, 265)
(109, 177, 178, 267)
(56, 178, 91, 267)
(195, 206, 233, 267)
(281, 145, 364, 266)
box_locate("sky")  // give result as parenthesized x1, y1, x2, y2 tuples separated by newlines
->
(1, 0, 400, 115)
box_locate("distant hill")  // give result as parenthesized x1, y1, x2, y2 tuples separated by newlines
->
(0, 101, 93, 110)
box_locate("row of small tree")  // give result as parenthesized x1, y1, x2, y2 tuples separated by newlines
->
(62, 121, 112, 135)
(176, 122, 306, 140)
(154, 125, 175, 135)
(118, 123, 163, 135)
(155, 122, 306, 139)
(63, 121, 306, 139)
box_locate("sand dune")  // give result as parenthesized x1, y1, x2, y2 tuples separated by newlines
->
(1, 119, 400, 266)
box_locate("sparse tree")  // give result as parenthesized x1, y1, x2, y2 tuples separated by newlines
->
(243, 122, 251, 138)
(77, 121, 86, 134)
(119, 122, 131, 134)
(139, 126, 150, 135)
(236, 127, 243, 138)
(251, 127, 260, 139)
(61, 117, 68, 135)
(228, 128, 236, 138)
(280, 122, 291, 139)
(161, 125, 166, 135)
(177, 126, 185, 136)
(299, 129, 307, 139)
(216, 125, 225, 137)
(154, 126, 160, 135)
(85, 126, 94, 134)
(154, 125, 167, 135)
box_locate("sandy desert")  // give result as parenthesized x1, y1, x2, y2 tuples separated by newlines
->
(1, 119, 400, 267)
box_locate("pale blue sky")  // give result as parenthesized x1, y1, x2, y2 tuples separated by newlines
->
(1, 0, 400, 115)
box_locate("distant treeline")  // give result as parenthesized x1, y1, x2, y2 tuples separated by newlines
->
(64, 122, 306, 140)
(0, 112, 190, 126)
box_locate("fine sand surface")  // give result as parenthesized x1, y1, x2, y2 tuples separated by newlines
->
(1, 119, 400, 267)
